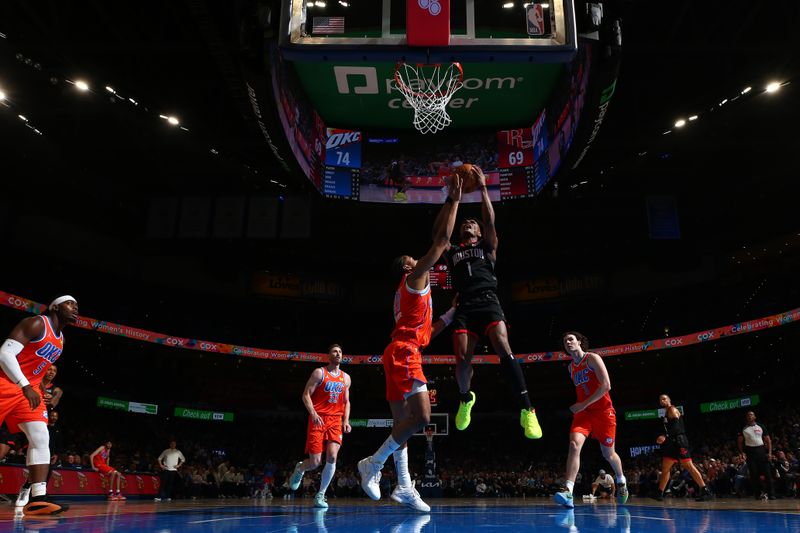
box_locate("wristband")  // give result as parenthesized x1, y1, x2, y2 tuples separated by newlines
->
(445, 197, 453, 204)
(439, 307, 456, 326)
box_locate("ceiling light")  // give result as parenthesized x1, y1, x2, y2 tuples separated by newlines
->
(741, 86, 752, 94)
(541, 3, 550, 7)
(338, 0, 349, 5)
(719, 99, 728, 106)
(765, 81, 781, 93)
(75, 80, 89, 91)
(314, 1, 326, 7)
(503, 2, 514, 8)
(18, 114, 27, 122)
(105, 86, 115, 93)
(688, 115, 698, 121)
(167, 116, 179, 125)
(307, 1, 313, 6)
(674, 119, 686, 128)
(0, 90, 5, 101)
(128, 97, 138, 105)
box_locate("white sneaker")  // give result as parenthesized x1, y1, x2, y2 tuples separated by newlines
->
(390, 482, 430, 512)
(288, 462, 305, 491)
(358, 456, 383, 500)
(15, 483, 31, 508)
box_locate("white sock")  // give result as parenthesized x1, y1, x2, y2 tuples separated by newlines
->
(319, 462, 336, 494)
(566, 480, 575, 494)
(373, 435, 401, 464)
(617, 475, 626, 485)
(393, 447, 412, 488)
(31, 482, 47, 497)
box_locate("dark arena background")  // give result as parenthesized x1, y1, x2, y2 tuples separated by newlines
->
(1, 1, 799, 531)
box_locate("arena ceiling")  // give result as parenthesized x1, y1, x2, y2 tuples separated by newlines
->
(1, 0, 797, 266)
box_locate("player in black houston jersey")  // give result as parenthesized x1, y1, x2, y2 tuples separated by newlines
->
(441, 165, 542, 440)
(653, 394, 712, 501)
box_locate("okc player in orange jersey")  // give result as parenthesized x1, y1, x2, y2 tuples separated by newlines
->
(554, 331, 628, 508)
(357, 175, 463, 512)
(90, 440, 125, 500)
(288, 344, 351, 509)
(0, 295, 77, 515)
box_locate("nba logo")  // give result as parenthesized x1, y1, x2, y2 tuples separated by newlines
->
(526, 4, 545, 36)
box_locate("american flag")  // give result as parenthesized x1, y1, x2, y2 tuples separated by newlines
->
(313, 17, 345, 34)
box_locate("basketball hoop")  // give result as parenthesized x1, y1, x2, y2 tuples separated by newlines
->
(393, 62, 464, 134)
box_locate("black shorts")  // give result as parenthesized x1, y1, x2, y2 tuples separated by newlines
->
(452, 290, 506, 338)
(661, 435, 692, 462)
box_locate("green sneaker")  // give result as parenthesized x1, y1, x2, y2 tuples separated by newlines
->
(288, 462, 305, 491)
(313, 492, 329, 509)
(455, 391, 476, 430)
(617, 483, 629, 505)
(520, 408, 543, 439)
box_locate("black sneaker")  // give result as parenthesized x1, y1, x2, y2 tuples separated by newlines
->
(23, 495, 70, 515)
(695, 487, 713, 502)
(651, 492, 664, 501)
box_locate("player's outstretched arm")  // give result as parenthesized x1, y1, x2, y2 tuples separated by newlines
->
(474, 166, 498, 254)
(408, 176, 463, 289)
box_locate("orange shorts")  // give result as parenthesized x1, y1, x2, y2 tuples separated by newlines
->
(0, 380, 48, 433)
(571, 407, 617, 447)
(305, 415, 343, 455)
(94, 462, 117, 475)
(383, 340, 427, 402)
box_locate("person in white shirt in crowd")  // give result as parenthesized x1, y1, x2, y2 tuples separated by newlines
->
(155, 440, 185, 502)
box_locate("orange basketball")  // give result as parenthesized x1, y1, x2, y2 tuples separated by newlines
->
(452, 163, 480, 193)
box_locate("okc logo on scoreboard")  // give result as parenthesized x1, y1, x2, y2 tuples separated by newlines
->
(325, 128, 362, 169)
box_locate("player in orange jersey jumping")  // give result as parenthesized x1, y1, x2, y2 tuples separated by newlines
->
(357, 174, 463, 512)
(0, 295, 77, 515)
(287, 344, 352, 509)
(553, 331, 628, 508)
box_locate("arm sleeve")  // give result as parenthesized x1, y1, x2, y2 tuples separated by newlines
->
(0, 339, 29, 387)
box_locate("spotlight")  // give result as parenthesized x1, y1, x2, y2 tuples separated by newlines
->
(105, 86, 116, 94)
(688, 115, 698, 121)
(674, 119, 686, 128)
(75, 80, 89, 91)
(0, 90, 5, 101)
(18, 114, 27, 122)
(741, 86, 752, 94)
(765, 81, 781, 93)
(167, 116, 179, 125)
(502, 2, 514, 8)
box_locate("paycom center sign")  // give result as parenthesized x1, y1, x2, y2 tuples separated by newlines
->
(291, 62, 563, 129)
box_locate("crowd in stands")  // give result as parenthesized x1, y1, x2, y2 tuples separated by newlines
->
(2, 403, 798, 501)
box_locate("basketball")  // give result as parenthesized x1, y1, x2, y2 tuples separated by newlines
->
(452, 163, 480, 193)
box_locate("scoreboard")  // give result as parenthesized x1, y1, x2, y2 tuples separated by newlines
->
(429, 263, 452, 290)
(496, 110, 549, 200)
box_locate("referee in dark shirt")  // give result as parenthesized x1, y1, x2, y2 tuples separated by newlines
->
(737, 410, 775, 500)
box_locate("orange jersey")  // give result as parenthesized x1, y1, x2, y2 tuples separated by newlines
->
(391, 274, 433, 348)
(93, 448, 110, 466)
(310, 368, 347, 416)
(569, 353, 613, 411)
(0, 315, 64, 389)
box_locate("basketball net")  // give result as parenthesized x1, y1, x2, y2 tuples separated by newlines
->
(394, 62, 464, 134)
(424, 427, 435, 444)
